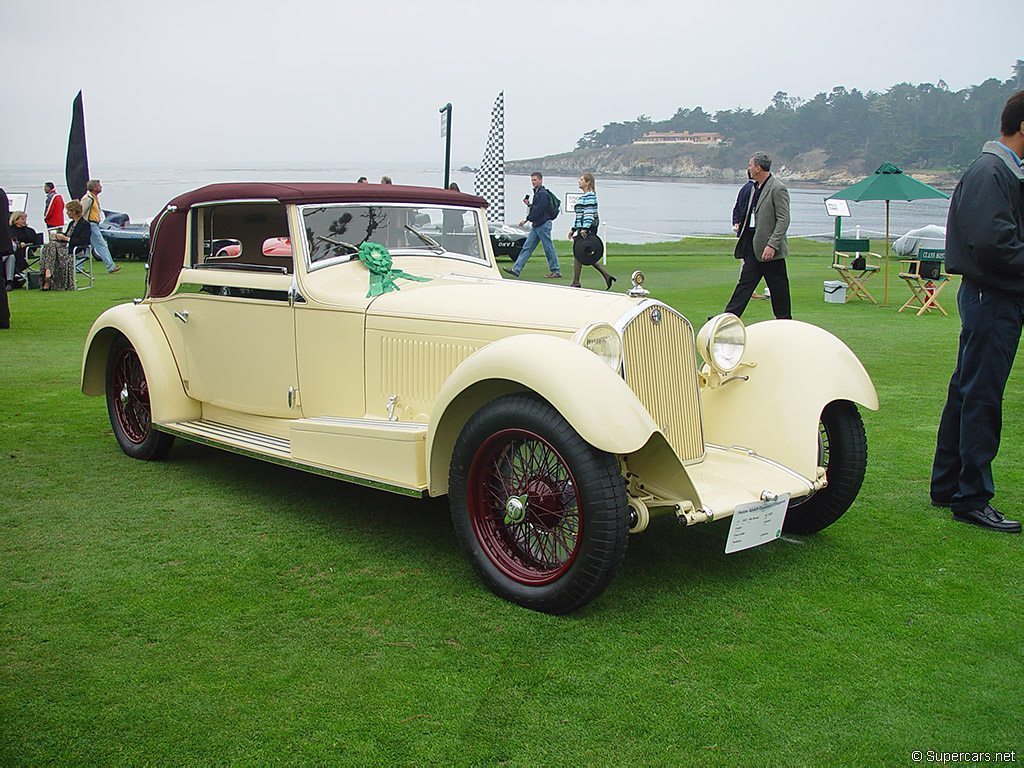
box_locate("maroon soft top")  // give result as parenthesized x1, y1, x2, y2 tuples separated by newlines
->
(148, 182, 488, 298)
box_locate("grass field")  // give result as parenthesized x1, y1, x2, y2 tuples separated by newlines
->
(2, 241, 1022, 765)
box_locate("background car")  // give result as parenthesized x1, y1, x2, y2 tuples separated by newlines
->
(99, 210, 150, 260)
(488, 222, 528, 260)
(81, 182, 878, 614)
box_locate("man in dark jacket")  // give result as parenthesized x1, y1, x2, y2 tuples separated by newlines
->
(0, 188, 11, 328)
(732, 171, 764, 300)
(931, 90, 1024, 533)
(503, 172, 561, 279)
(731, 173, 756, 232)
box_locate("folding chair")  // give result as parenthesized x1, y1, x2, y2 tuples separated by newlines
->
(898, 248, 949, 316)
(24, 243, 43, 289)
(831, 238, 883, 304)
(22, 232, 45, 289)
(72, 246, 94, 290)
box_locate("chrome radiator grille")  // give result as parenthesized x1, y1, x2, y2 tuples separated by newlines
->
(620, 303, 704, 462)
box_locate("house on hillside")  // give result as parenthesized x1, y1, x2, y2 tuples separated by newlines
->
(633, 131, 723, 146)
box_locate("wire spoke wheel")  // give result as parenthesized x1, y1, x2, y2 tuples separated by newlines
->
(111, 346, 152, 444)
(469, 428, 582, 585)
(105, 336, 175, 461)
(450, 394, 629, 614)
(817, 419, 831, 472)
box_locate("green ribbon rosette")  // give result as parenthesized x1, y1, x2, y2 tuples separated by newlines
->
(357, 242, 430, 298)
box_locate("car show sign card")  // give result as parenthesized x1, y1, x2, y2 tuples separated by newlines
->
(725, 494, 790, 554)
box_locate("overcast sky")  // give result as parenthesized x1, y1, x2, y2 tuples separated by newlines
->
(4, 0, 1022, 168)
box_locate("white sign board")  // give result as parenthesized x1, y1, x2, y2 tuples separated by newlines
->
(824, 198, 850, 218)
(5, 192, 28, 213)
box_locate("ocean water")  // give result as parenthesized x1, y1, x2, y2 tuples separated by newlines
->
(1, 161, 951, 246)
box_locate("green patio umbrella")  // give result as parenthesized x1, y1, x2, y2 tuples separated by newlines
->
(828, 162, 949, 306)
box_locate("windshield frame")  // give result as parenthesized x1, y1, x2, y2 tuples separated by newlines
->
(298, 202, 490, 273)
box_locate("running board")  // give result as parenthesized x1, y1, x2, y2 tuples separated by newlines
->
(157, 419, 425, 498)
(163, 419, 290, 456)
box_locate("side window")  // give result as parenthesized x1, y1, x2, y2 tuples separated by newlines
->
(192, 203, 292, 274)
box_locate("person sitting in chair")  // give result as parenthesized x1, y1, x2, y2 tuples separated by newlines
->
(0, 188, 12, 325)
(6, 211, 38, 290)
(45, 200, 90, 290)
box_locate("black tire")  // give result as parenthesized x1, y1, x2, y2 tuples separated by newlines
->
(105, 336, 175, 461)
(449, 393, 629, 614)
(783, 400, 866, 534)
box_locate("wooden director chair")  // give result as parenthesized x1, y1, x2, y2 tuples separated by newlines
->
(898, 248, 949, 316)
(832, 238, 883, 303)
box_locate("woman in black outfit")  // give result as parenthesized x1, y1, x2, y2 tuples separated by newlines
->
(0, 189, 12, 326)
(7, 210, 38, 289)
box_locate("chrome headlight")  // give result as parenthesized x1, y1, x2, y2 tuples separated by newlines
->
(575, 322, 623, 372)
(696, 313, 746, 373)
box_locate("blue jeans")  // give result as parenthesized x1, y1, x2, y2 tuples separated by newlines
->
(89, 223, 117, 272)
(931, 279, 1024, 511)
(512, 220, 559, 275)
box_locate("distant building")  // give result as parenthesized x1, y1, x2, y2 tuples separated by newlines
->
(634, 130, 723, 146)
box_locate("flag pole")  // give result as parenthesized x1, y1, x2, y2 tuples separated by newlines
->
(439, 103, 452, 189)
(884, 200, 890, 307)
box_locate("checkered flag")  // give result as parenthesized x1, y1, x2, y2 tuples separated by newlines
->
(474, 92, 504, 226)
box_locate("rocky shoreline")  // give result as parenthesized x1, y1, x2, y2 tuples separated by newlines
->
(506, 144, 959, 189)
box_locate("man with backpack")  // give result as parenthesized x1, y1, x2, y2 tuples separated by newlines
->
(504, 172, 561, 279)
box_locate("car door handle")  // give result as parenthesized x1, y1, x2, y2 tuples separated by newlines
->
(174, 310, 189, 324)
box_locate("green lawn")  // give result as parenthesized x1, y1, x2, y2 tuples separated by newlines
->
(2, 243, 1022, 766)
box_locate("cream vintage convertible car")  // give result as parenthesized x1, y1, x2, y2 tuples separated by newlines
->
(81, 182, 878, 614)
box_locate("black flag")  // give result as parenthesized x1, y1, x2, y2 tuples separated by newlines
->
(65, 91, 89, 201)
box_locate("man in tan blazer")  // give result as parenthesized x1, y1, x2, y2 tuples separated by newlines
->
(724, 152, 791, 319)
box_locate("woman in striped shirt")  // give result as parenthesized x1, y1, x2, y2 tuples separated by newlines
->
(568, 173, 616, 289)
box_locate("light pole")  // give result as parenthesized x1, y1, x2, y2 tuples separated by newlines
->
(439, 103, 452, 188)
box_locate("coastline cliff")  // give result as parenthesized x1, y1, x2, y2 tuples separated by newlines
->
(506, 144, 959, 188)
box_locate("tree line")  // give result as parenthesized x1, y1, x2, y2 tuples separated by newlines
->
(575, 61, 1024, 173)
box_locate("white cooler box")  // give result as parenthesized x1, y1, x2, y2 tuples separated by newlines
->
(823, 280, 846, 304)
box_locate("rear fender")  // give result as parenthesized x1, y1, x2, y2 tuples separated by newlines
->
(81, 303, 200, 424)
(426, 334, 658, 495)
(700, 320, 878, 478)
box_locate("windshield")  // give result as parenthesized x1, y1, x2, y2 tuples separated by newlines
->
(301, 204, 486, 269)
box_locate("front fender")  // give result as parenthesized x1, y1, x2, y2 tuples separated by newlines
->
(701, 319, 878, 478)
(425, 334, 658, 495)
(81, 303, 200, 424)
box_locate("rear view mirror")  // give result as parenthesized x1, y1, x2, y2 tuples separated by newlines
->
(262, 237, 292, 257)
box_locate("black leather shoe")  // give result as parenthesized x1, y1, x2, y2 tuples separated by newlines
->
(952, 505, 1021, 533)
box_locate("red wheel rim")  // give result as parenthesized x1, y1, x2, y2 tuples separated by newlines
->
(466, 428, 583, 585)
(112, 347, 152, 444)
